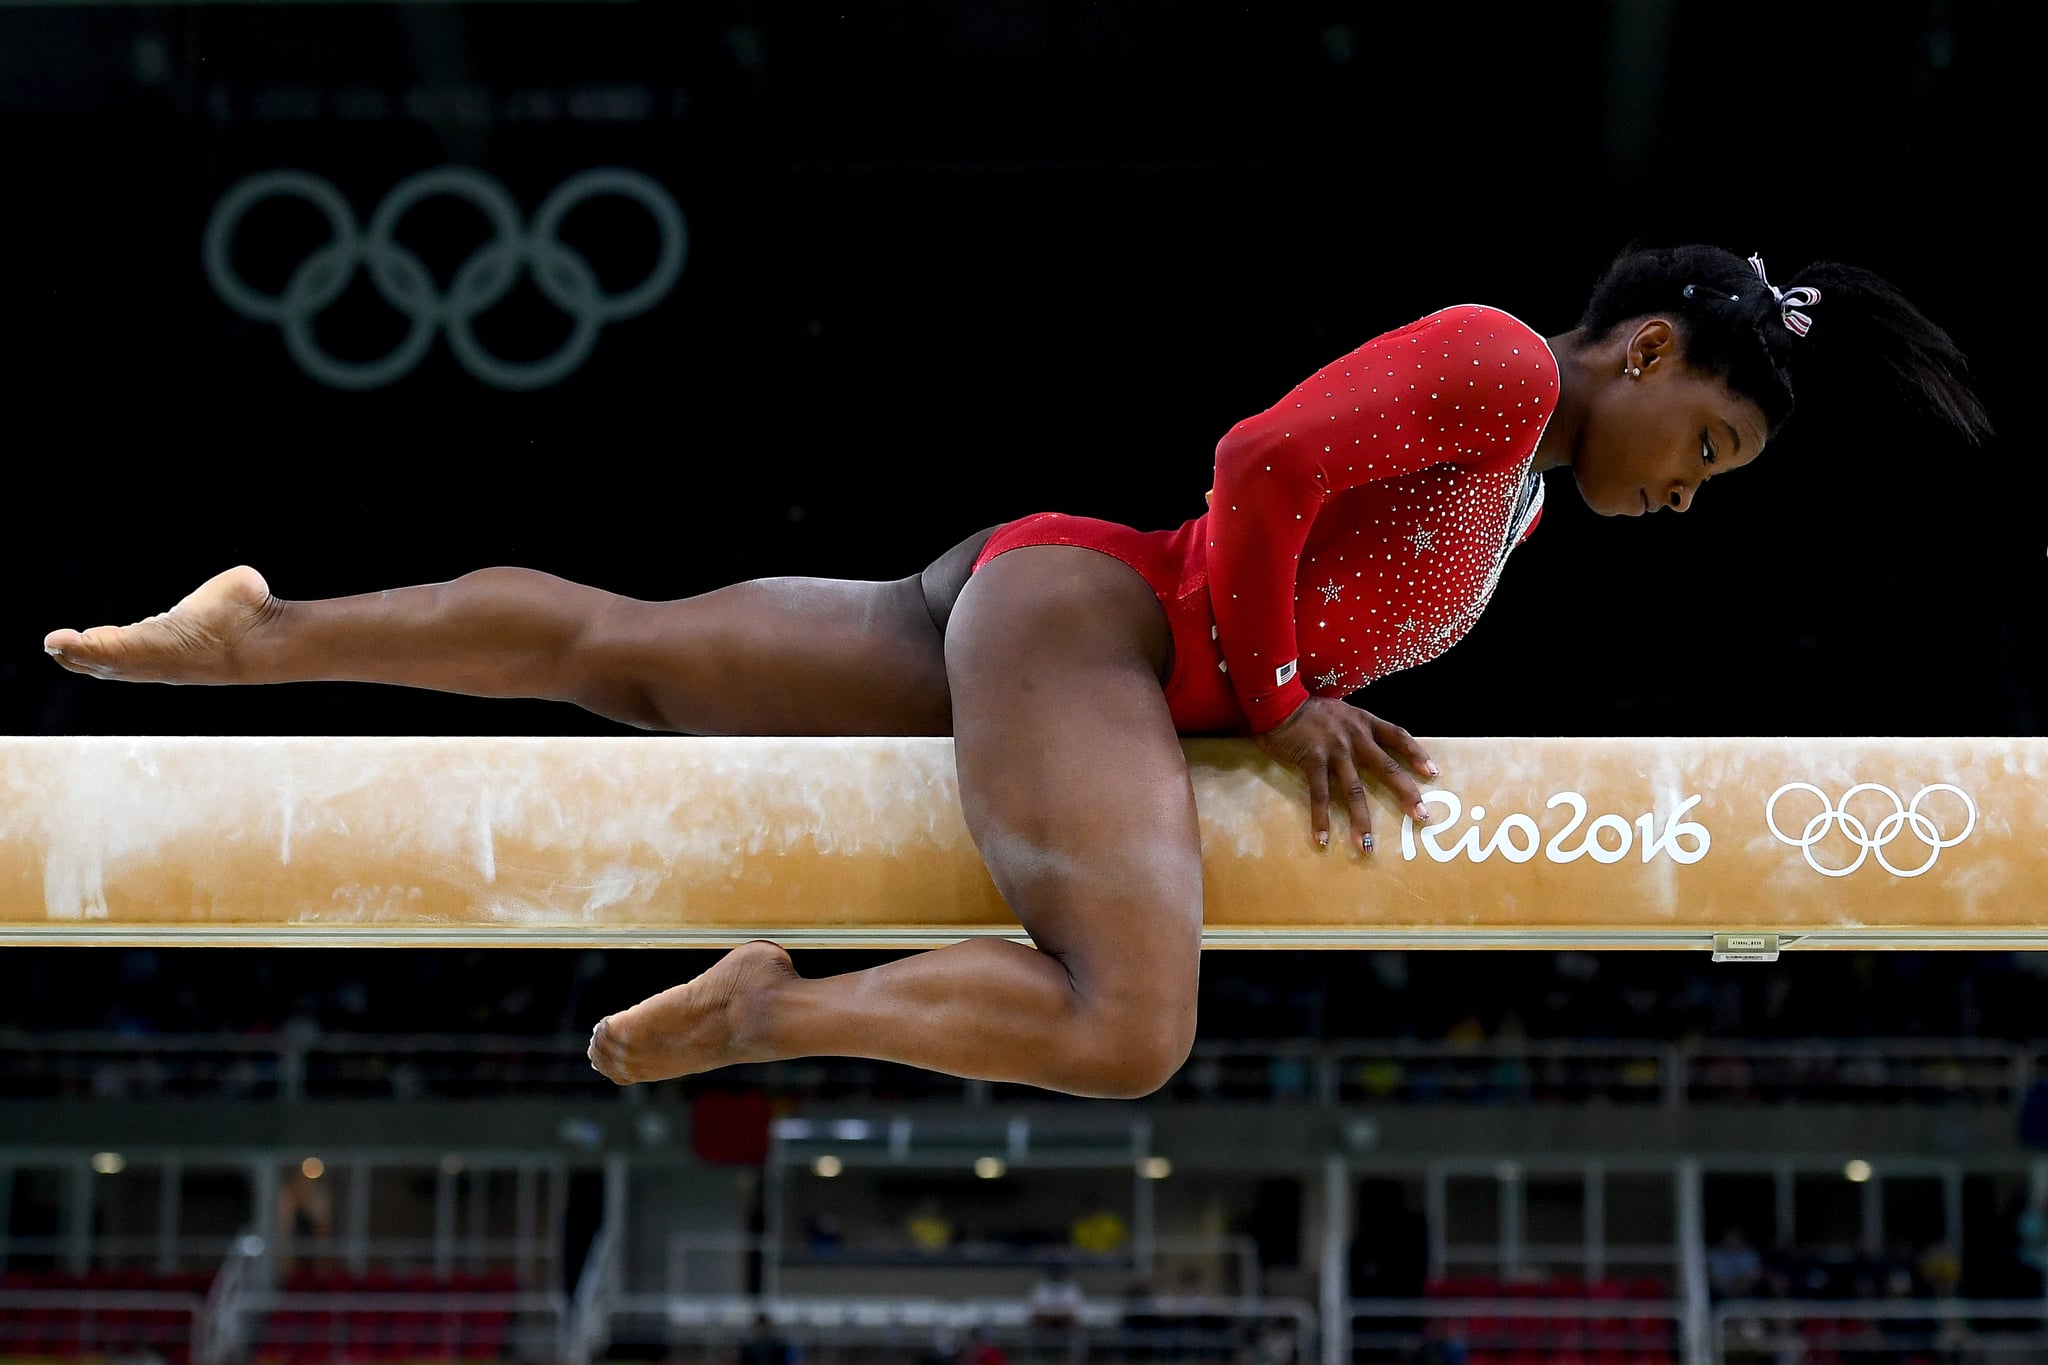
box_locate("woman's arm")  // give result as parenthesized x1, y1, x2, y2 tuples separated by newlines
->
(1205, 304, 1557, 729)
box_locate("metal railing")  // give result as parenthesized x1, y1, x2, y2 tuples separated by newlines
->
(0, 1234, 562, 1284)
(194, 1232, 262, 1365)
(1, 1031, 2039, 1107)
(1713, 1297, 2048, 1362)
(565, 1221, 622, 1365)
(15, 1269, 2048, 1364)
(669, 1231, 1268, 1303)
(1348, 1294, 1686, 1363)
(0, 1287, 205, 1358)
(603, 1293, 1319, 1364)
(0, 1235, 248, 1268)
(223, 1286, 568, 1363)
(0, 1031, 609, 1101)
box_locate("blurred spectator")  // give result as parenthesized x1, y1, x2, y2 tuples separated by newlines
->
(957, 1325, 1006, 1365)
(1355, 1058, 1405, 1099)
(1182, 1052, 1224, 1100)
(1267, 1053, 1312, 1098)
(1121, 1276, 1166, 1360)
(1705, 1226, 1763, 1300)
(275, 1162, 336, 1276)
(277, 1165, 334, 1243)
(738, 1311, 797, 1365)
(1917, 1239, 1961, 1297)
(1486, 1014, 1531, 1101)
(905, 1197, 953, 1252)
(1070, 1205, 1127, 1253)
(1696, 1052, 1758, 1102)
(1756, 1243, 1797, 1301)
(1871, 1241, 1938, 1353)
(1029, 1259, 1084, 1328)
(803, 1212, 843, 1255)
(2019, 1198, 2048, 1294)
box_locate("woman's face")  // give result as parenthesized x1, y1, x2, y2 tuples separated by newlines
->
(1571, 319, 1770, 517)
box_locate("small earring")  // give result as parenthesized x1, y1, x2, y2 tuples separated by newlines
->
(1626, 365, 1641, 378)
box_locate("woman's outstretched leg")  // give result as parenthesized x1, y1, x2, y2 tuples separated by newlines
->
(42, 531, 996, 735)
(588, 545, 1203, 1099)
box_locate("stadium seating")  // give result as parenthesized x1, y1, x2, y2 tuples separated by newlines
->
(1423, 1272, 1676, 1365)
(0, 1268, 208, 1364)
(253, 1267, 521, 1364)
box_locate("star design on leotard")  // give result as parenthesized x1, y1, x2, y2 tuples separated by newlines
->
(1404, 527, 1437, 554)
(1312, 667, 1348, 690)
(1317, 580, 1344, 604)
(1396, 617, 1421, 635)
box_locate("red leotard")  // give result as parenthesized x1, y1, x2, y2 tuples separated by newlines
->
(972, 304, 1560, 735)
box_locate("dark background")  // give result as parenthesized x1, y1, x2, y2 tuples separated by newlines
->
(1, 1, 2041, 1048)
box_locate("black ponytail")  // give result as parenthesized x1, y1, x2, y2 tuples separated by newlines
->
(1577, 242, 1992, 446)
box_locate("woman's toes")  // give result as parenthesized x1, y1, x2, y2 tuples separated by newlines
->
(40, 566, 275, 684)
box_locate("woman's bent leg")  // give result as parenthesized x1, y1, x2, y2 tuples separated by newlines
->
(588, 545, 1203, 1099)
(42, 532, 999, 735)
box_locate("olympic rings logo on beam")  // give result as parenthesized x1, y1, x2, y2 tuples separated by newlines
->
(202, 166, 686, 391)
(1764, 782, 1977, 878)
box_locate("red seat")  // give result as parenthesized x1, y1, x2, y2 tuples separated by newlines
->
(470, 1272, 516, 1356)
(1434, 1273, 1511, 1343)
(340, 1267, 397, 1358)
(1505, 1279, 1549, 1339)
(25, 1270, 85, 1356)
(401, 1271, 450, 1357)
(269, 1269, 333, 1363)
(1426, 1273, 1487, 1296)
(235, 1262, 530, 1365)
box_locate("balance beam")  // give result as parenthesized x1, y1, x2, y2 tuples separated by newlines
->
(4, 736, 2041, 952)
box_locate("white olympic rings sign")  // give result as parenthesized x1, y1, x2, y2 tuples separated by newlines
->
(1764, 782, 1977, 878)
(203, 166, 686, 390)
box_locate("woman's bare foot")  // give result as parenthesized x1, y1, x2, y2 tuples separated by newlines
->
(587, 940, 799, 1086)
(44, 565, 280, 683)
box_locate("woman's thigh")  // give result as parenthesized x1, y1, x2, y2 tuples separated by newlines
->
(579, 526, 1004, 737)
(943, 545, 1203, 1042)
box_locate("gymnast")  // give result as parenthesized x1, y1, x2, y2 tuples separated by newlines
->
(43, 244, 1989, 1099)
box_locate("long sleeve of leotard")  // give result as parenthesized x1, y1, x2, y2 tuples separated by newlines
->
(1206, 304, 1558, 731)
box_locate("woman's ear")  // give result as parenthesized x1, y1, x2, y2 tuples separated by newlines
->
(1633, 318, 1678, 371)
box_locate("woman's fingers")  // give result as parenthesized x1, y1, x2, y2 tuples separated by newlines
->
(1261, 701, 1439, 852)
(1372, 716, 1440, 782)
(1305, 759, 1332, 848)
(1368, 749, 1433, 822)
(1332, 750, 1374, 853)
(1360, 737, 1430, 821)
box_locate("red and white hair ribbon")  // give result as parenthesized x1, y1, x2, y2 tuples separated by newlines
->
(1748, 253, 1821, 336)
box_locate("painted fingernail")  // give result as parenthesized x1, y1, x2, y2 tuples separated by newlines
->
(1361, 834, 1375, 853)
(1426, 762, 1440, 777)
(1316, 831, 1329, 849)
(1412, 803, 1429, 820)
